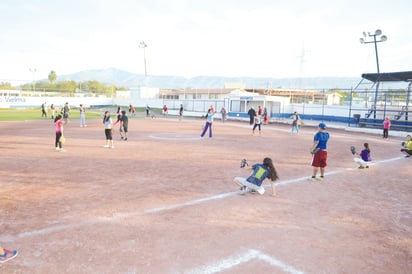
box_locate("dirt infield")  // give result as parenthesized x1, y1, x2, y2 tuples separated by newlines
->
(1, 115, 411, 273)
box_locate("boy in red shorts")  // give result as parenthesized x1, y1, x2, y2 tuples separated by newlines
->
(309, 123, 330, 181)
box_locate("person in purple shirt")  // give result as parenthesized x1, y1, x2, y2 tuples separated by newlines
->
(353, 143, 372, 169)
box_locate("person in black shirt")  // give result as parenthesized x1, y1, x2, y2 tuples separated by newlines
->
(247, 107, 256, 125)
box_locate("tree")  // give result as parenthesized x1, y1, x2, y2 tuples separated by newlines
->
(0, 82, 15, 90)
(48, 70, 57, 84)
(56, 81, 77, 93)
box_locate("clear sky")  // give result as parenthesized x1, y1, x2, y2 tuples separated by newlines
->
(1, 0, 411, 84)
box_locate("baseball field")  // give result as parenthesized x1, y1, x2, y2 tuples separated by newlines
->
(0, 112, 411, 273)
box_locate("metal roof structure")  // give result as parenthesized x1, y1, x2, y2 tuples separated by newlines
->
(361, 71, 412, 82)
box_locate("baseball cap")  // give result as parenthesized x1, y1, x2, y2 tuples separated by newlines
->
(318, 122, 326, 129)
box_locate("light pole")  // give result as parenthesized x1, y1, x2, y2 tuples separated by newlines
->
(29, 68, 37, 91)
(360, 29, 387, 119)
(139, 41, 147, 77)
(359, 29, 387, 73)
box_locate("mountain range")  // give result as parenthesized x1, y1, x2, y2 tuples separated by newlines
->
(57, 67, 365, 90)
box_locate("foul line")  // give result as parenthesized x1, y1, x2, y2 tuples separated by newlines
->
(185, 249, 304, 274)
(2, 156, 405, 242)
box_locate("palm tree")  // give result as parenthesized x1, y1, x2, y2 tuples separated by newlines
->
(48, 70, 57, 84)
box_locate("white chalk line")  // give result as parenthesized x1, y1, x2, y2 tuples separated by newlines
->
(185, 249, 304, 274)
(3, 156, 405, 243)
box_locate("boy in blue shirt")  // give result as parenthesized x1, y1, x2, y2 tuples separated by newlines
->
(309, 123, 330, 181)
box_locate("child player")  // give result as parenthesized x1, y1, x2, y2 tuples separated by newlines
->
(233, 157, 279, 196)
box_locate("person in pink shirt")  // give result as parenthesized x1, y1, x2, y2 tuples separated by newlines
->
(54, 114, 64, 151)
(383, 117, 391, 139)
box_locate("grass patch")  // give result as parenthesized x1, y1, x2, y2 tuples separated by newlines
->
(0, 108, 103, 121)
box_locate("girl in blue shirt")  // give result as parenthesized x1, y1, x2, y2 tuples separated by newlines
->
(233, 157, 279, 196)
(200, 105, 216, 138)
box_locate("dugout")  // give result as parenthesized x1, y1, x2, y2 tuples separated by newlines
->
(226, 91, 288, 120)
(348, 71, 412, 132)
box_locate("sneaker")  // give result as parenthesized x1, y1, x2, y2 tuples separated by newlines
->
(309, 177, 317, 182)
(103, 145, 109, 148)
(124, 138, 127, 141)
(121, 137, 124, 140)
(239, 186, 247, 195)
(316, 176, 324, 181)
(58, 149, 66, 152)
(0, 249, 18, 264)
(55, 147, 60, 151)
(257, 186, 265, 195)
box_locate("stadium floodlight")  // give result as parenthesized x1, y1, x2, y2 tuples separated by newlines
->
(359, 29, 388, 119)
(139, 41, 148, 77)
(359, 29, 387, 74)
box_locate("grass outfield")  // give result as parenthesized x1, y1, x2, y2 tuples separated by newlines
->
(0, 108, 103, 121)
(0, 107, 161, 121)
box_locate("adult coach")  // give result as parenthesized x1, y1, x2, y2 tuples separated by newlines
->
(247, 107, 256, 125)
(309, 122, 330, 181)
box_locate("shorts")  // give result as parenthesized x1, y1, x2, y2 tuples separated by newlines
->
(105, 128, 113, 140)
(312, 150, 327, 168)
(233, 177, 265, 195)
(401, 149, 412, 155)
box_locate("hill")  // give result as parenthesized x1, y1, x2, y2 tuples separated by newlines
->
(57, 67, 362, 90)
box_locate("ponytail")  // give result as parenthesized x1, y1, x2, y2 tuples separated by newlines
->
(263, 157, 279, 182)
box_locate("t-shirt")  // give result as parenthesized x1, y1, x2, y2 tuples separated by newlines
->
(55, 120, 63, 133)
(360, 149, 371, 162)
(292, 114, 300, 126)
(247, 164, 271, 186)
(121, 115, 128, 128)
(104, 117, 112, 129)
(206, 113, 215, 122)
(314, 131, 330, 150)
(383, 120, 391, 129)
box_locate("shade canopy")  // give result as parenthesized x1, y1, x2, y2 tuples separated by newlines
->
(362, 71, 412, 82)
